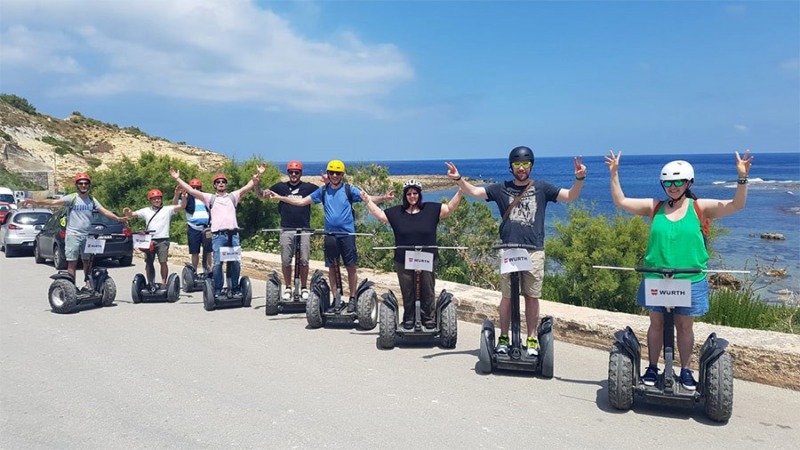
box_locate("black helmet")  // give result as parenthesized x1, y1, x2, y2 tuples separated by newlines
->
(509, 146, 534, 166)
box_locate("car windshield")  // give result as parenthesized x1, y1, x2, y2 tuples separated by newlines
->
(15, 212, 52, 225)
(0, 194, 14, 203)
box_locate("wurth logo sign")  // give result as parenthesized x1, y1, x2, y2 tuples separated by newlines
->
(644, 278, 691, 308)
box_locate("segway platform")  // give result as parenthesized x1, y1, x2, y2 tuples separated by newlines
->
(378, 289, 458, 349)
(181, 264, 210, 293)
(48, 269, 117, 314)
(305, 270, 378, 329)
(131, 273, 180, 303)
(478, 316, 555, 377)
(265, 272, 307, 315)
(202, 277, 253, 311)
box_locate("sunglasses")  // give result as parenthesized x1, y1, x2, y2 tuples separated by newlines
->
(288, 170, 301, 175)
(214, 180, 228, 185)
(76, 182, 90, 186)
(662, 180, 686, 188)
(511, 161, 532, 169)
(327, 171, 343, 176)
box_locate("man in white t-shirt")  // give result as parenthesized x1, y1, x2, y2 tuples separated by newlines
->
(123, 189, 185, 287)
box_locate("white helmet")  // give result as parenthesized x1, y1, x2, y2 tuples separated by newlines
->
(403, 179, 422, 191)
(660, 160, 694, 182)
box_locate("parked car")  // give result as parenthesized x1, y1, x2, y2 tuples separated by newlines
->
(0, 208, 53, 257)
(0, 202, 11, 224)
(0, 187, 16, 210)
(33, 208, 134, 269)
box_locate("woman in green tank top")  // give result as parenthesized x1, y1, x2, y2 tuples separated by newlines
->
(605, 150, 753, 391)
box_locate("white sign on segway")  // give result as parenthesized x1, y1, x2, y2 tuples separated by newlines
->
(219, 246, 242, 262)
(404, 250, 434, 272)
(132, 233, 152, 251)
(644, 278, 691, 307)
(499, 248, 532, 274)
(84, 238, 106, 254)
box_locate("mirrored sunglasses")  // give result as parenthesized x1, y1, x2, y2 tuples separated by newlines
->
(511, 161, 532, 169)
(662, 180, 686, 188)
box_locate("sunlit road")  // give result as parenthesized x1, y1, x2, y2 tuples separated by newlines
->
(1, 252, 798, 449)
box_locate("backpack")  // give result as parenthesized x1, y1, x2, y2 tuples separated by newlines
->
(64, 193, 99, 227)
(320, 183, 355, 218)
(651, 199, 711, 246)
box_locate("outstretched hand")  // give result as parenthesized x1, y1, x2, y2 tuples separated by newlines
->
(573, 155, 587, 179)
(445, 162, 460, 180)
(359, 190, 370, 202)
(384, 190, 395, 201)
(169, 168, 180, 180)
(736, 149, 753, 177)
(604, 150, 621, 174)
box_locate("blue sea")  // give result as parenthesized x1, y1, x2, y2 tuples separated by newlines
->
(298, 153, 800, 302)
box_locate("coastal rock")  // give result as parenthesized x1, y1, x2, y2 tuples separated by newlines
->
(709, 273, 742, 291)
(761, 233, 786, 240)
(766, 268, 788, 278)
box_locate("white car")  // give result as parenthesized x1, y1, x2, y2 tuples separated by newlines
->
(0, 208, 53, 257)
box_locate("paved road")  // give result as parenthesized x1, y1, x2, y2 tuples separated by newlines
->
(1, 252, 798, 449)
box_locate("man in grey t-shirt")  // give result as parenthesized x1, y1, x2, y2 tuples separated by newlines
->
(446, 147, 586, 356)
(24, 172, 127, 285)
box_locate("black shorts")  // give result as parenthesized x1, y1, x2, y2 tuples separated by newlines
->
(187, 226, 212, 254)
(324, 234, 358, 267)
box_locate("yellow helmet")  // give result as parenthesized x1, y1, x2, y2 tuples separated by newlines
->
(326, 160, 345, 173)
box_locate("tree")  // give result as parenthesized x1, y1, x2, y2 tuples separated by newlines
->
(0, 94, 37, 115)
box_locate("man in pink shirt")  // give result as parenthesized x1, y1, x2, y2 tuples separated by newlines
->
(170, 165, 265, 296)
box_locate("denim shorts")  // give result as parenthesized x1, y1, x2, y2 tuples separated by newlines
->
(187, 226, 212, 255)
(637, 278, 709, 316)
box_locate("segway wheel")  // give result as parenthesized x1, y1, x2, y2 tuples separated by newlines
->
(131, 274, 145, 304)
(99, 277, 117, 307)
(538, 329, 554, 379)
(181, 265, 194, 293)
(477, 319, 495, 374)
(439, 301, 458, 349)
(704, 351, 734, 422)
(48, 279, 78, 314)
(240, 276, 252, 307)
(306, 289, 325, 328)
(202, 278, 216, 311)
(378, 302, 397, 349)
(607, 343, 635, 410)
(166, 273, 180, 303)
(265, 276, 281, 316)
(356, 287, 378, 330)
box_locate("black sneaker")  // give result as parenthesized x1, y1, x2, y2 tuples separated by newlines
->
(680, 368, 697, 391)
(346, 297, 356, 313)
(423, 319, 436, 329)
(402, 320, 414, 330)
(642, 365, 659, 386)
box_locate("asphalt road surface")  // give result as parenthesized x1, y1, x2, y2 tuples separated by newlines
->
(1, 252, 798, 449)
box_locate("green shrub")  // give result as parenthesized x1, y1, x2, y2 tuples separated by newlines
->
(0, 94, 37, 115)
(701, 289, 799, 333)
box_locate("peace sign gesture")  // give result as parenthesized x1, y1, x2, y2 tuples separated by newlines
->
(573, 155, 587, 180)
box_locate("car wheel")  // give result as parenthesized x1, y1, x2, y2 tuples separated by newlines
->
(54, 244, 67, 270)
(118, 255, 133, 266)
(4, 244, 15, 258)
(34, 243, 45, 264)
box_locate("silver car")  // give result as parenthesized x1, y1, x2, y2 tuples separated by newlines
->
(0, 208, 53, 257)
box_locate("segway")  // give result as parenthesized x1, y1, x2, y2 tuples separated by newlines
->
(182, 226, 212, 293)
(477, 243, 555, 378)
(47, 232, 120, 314)
(305, 231, 378, 329)
(596, 265, 745, 422)
(373, 245, 463, 349)
(263, 228, 317, 315)
(202, 228, 252, 311)
(130, 230, 180, 303)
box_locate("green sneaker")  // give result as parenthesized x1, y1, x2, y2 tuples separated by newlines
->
(526, 336, 539, 356)
(496, 335, 510, 354)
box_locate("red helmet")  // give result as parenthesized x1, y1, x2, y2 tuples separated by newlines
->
(74, 172, 91, 183)
(189, 178, 203, 188)
(147, 189, 163, 199)
(287, 161, 303, 172)
(212, 173, 228, 184)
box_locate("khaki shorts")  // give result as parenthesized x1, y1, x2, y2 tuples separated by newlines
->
(500, 249, 545, 298)
(280, 230, 310, 266)
(145, 239, 170, 263)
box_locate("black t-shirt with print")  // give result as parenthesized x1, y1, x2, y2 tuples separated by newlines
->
(270, 181, 318, 228)
(384, 202, 442, 264)
(485, 180, 560, 249)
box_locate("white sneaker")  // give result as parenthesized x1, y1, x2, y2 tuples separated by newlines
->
(282, 287, 291, 300)
(301, 288, 309, 300)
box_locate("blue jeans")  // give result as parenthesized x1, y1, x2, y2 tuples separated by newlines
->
(212, 232, 241, 292)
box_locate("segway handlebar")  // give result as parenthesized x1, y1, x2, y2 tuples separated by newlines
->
(491, 243, 539, 251)
(258, 227, 318, 233)
(592, 265, 750, 275)
(372, 245, 467, 250)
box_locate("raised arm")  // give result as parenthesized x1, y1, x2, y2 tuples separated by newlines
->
(605, 150, 655, 217)
(237, 163, 267, 197)
(170, 168, 204, 200)
(97, 206, 127, 222)
(265, 189, 314, 207)
(440, 188, 463, 219)
(697, 150, 753, 220)
(369, 190, 394, 205)
(360, 190, 389, 224)
(556, 156, 587, 202)
(21, 197, 66, 209)
(446, 162, 487, 200)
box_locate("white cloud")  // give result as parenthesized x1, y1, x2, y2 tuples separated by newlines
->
(734, 124, 749, 133)
(0, 0, 414, 114)
(779, 58, 800, 75)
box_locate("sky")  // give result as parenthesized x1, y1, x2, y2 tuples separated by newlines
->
(1, 0, 798, 163)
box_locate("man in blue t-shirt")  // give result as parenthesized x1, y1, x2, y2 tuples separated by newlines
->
(447, 147, 586, 356)
(173, 178, 212, 274)
(266, 159, 392, 312)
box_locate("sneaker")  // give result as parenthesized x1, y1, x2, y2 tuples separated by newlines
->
(423, 319, 437, 329)
(495, 335, 510, 354)
(282, 287, 291, 300)
(300, 288, 309, 300)
(346, 297, 357, 313)
(402, 320, 414, 330)
(526, 336, 539, 356)
(642, 365, 659, 386)
(680, 368, 697, 391)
